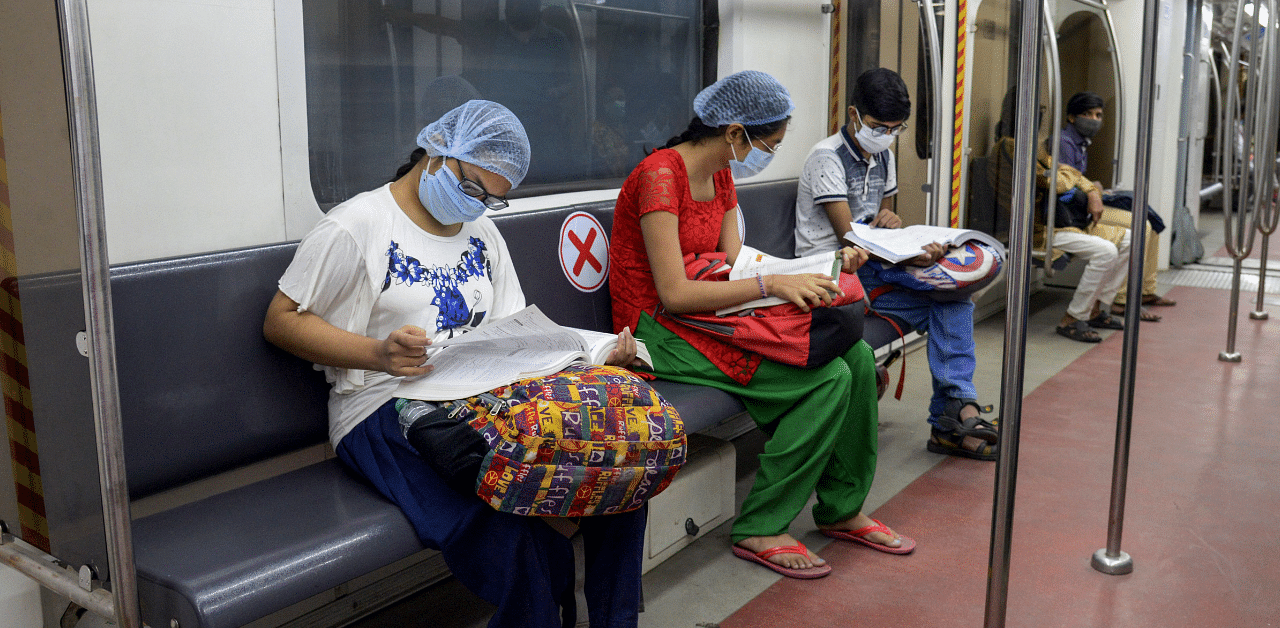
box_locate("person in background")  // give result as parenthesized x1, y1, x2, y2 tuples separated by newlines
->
(610, 70, 914, 581)
(1059, 91, 1174, 321)
(794, 68, 998, 462)
(263, 101, 644, 628)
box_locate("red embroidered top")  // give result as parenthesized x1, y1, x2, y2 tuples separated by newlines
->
(608, 149, 762, 384)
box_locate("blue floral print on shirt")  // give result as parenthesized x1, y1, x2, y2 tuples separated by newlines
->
(382, 237, 493, 333)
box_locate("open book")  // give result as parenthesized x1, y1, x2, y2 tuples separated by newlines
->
(394, 305, 652, 401)
(844, 223, 1006, 264)
(714, 245, 842, 316)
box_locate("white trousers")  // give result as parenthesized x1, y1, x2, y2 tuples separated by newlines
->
(1053, 228, 1132, 321)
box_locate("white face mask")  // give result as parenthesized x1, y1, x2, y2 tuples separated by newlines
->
(854, 120, 895, 153)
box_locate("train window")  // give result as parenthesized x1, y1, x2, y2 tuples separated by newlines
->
(303, 0, 714, 208)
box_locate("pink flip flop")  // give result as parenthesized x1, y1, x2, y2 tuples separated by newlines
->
(820, 519, 917, 554)
(732, 543, 832, 579)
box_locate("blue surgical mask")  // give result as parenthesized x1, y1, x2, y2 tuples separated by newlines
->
(418, 158, 489, 225)
(729, 132, 775, 179)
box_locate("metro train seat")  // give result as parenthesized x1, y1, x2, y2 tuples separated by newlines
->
(18, 181, 906, 628)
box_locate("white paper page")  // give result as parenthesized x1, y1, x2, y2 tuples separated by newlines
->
(399, 345, 587, 400)
(430, 305, 586, 353)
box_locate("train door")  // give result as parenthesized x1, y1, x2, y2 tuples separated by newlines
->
(1054, 1, 1125, 189)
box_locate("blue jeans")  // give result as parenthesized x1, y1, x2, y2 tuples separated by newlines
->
(858, 268, 979, 424)
(337, 400, 646, 628)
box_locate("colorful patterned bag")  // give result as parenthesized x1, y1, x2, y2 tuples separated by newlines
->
(404, 364, 685, 517)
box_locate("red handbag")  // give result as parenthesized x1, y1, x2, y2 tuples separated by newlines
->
(659, 252, 866, 369)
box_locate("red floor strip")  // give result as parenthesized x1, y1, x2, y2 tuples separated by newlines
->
(721, 285, 1280, 627)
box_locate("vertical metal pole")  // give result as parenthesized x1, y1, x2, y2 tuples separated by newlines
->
(53, 1, 141, 627)
(1250, 5, 1280, 319)
(983, 0, 1040, 624)
(1041, 1, 1062, 278)
(1173, 0, 1202, 252)
(1091, 0, 1161, 577)
(1219, 0, 1252, 362)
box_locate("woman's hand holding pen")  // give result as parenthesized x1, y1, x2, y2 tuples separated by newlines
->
(377, 325, 434, 377)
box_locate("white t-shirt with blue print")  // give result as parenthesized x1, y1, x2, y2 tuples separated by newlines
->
(279, 183, 525, 446)
(794, 127, 898, 258)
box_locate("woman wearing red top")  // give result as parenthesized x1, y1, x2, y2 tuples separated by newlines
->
(609, 71, 914, 580)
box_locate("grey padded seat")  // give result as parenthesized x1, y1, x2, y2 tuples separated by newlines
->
(41, 179, 899, 627)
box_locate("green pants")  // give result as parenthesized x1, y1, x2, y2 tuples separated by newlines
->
(635, 314, 879, 542)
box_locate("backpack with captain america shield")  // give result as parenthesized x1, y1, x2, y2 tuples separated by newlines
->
(862, 239, 1005, 303)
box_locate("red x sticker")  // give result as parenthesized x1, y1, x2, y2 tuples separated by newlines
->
(559, 212, 609, 292)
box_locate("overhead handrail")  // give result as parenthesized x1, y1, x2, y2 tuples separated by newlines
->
(1249, 5, 1280, 320)
(983, 0, 1042, 624)
(1092, 0, 1160, 578)
(1040, 0, 1063, 278)
(1219, 0, 1267, 362)
(916, 0, 948, 227)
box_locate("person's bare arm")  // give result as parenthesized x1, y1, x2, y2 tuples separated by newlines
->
(263, 291, 432, 377)
(641, 211, 837, 314)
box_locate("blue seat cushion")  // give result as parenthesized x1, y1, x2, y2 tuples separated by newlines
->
(133, 460, 424, 628)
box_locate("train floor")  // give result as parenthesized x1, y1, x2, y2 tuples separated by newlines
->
(350, 210, 1280, 627)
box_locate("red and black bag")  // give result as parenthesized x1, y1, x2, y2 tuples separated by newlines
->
(659, 252, 866, 369)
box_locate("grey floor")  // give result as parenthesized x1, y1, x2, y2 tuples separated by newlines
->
(350, 212, 1225, 628)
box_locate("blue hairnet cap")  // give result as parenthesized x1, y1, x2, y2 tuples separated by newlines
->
(416, 100, 531, 188)
(693, 70, 795, 127)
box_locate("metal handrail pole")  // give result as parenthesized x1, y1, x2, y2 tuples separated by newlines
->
(0, 526, 115, 619)
(1220, 0, 1250, 362)
(1101, 5, 1126, 187)
(1208, 46, 1223, 184)
(1091, 0, 1159, 576)
(1251, 12, 1280, 319)
(919, 0, 948, 227)
(1042, 1, 1062, 278)
(983, 0, 1041, 624)
(54, 1, 141, 626)
(1172, 0, 1202, 251)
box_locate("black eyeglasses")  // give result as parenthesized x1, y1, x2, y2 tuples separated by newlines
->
(856, 108, 909, 137)
(456, 163, 509, 210)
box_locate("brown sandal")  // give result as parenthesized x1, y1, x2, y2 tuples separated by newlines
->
(1111, 304, 1161, 322)
(1142, 294, 1177, 306)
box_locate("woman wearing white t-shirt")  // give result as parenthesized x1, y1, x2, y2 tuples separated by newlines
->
(263, 100, 643, 628)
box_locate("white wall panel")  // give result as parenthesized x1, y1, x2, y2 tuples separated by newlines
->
(89, 0, 286, 263)
(717, 0, 832, 182)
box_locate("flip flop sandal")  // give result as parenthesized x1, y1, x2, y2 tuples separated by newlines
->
(1142, 294, 1177, 306)
(1085, 313, 1124, 330)
(821, 519, 917, 554)
(732, 543, 832, 579)
(927, 428, 999, 461)
(1111, 305, 1162, 322)
(1056, 320, 1102, 343)
(933, 399, 999, 442)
